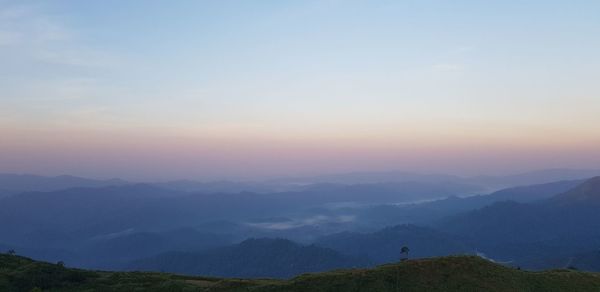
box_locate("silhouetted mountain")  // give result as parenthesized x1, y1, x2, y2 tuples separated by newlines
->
(549, 176, 600, 204)
(315, 224, 470, 264)
(287, 181, 483, 204)
(443, 177, 600, 239)
(0, 184, 189, 247)
(76, 228, 234, 270)
(438, 177, 600, 268)
(0, 174, 129, 197)
(5, 174, 600, 274)
(128, 238, 367, 278)
(0, 180, 485, 248)
(483, 179, 584, 203)
(270, 171, 463, 185)
(352, 180, 582, 226)
(467, 169, 600, 190)
(0, 188, 14, 198)
(154, 180, 290, 193)
(271, 168, 600, 190)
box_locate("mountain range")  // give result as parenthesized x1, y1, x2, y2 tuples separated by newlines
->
(440, 176, 600, 268)
(128, 238, 368, 279)
(3, 171, 600, 278)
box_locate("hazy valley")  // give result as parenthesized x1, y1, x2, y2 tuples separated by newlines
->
(3, 169, 600, 282)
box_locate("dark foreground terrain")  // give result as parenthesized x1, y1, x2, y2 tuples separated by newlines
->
(3, 254, 600, 292)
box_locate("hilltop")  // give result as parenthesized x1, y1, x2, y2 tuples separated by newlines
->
(550, 176, 600, 204)
(3, 254, 600, 292)
(127, 238, 367, 278)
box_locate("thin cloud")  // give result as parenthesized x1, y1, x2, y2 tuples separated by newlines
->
(0, 3, 117, 68)
(432, 63, 463, 72)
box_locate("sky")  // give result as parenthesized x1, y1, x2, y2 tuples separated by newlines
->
(1, 0, 600, 180)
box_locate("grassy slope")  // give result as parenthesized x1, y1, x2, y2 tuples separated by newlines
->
(2, 254, 600, 292)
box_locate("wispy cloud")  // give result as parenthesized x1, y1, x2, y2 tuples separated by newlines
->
(0, 4, 69, 45)
(0, 2, 123, 128)
(245, 215, 356, 230)
(0, 3, 117, 68)
(432, 63, 463, 72)
(428, 45, 474, 73)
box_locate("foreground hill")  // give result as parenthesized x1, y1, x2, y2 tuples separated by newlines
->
(3, 254, 600, 292)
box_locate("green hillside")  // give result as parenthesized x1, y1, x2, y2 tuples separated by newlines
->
(2, 253, 600, 292)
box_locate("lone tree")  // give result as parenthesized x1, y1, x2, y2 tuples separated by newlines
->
(7, 249, 16, 256)
(400, 246, 410, 261)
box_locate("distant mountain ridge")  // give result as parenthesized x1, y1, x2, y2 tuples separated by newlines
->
(549, 176, 600, 204)
(269, 171, 463, 185)
(0, 180, 486, 248)
(468, 169, 600, 189)
(438, 176, 600, 268)
(0, 173, 129, 197)
(350, 179, 583, 228)
(3, 168, 600, 196)
(270, 168, 600, 189)
(3, 171, 600, 274)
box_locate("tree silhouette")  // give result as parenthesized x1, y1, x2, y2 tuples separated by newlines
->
(7, 249, 15, 256)
(400, 246, 410, 261)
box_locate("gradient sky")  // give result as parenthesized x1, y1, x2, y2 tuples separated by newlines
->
(1, 0, 600, 180)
